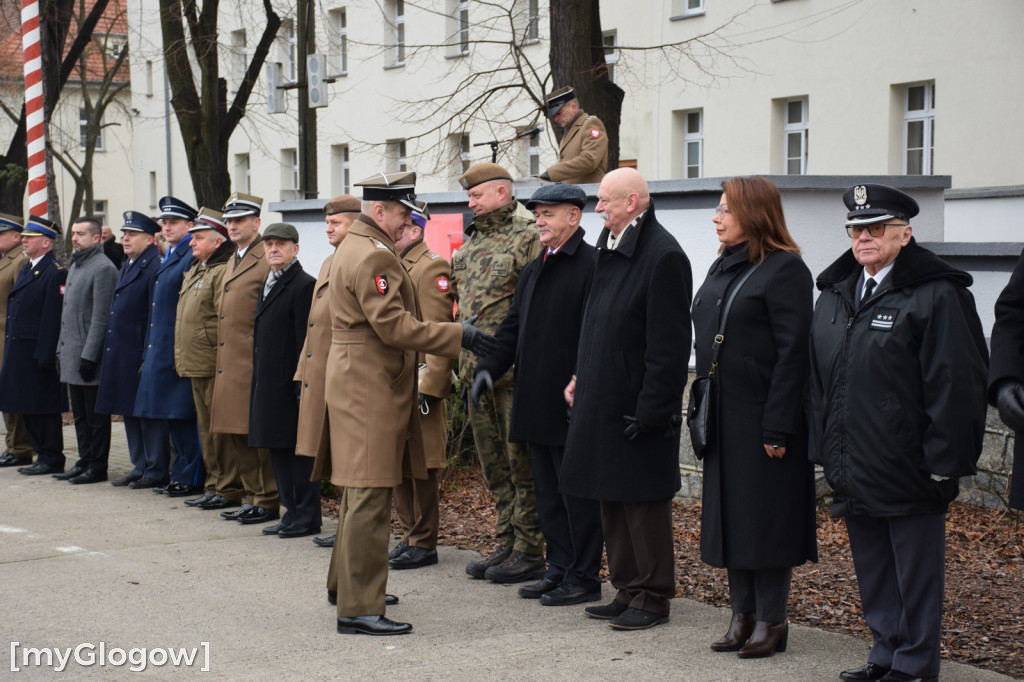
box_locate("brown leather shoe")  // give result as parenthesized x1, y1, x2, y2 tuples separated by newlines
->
(737, 620, 788, 658)
(483, 550, 546, 583)
(710, 611, 755, 652)
(465, 546, 512, 579)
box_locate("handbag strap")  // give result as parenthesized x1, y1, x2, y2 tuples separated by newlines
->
(708, 260, 762, 378)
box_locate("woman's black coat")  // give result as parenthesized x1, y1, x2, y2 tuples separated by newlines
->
(691, 246, 818, 569)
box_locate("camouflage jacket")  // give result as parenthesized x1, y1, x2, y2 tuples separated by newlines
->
(451, 199, 540, 382)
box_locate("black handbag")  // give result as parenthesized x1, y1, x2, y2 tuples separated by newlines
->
(687, 260, 761, 459)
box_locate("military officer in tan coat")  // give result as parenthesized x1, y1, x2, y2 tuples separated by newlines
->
(210, 193, 278, 525)
(389, 202, 454, 571)
(0, 213, 32, 467)
(327, 172, 494, 636)
(540, 87, 608, 185)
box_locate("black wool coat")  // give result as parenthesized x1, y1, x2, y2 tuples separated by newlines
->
(691, 247, 817, 569)
(248, 261, 315, 450)
(561, 202, 692, 502)
(987, 246, 1024, 510)
(475, 227, 594, 447)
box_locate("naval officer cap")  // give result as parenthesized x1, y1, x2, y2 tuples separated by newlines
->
(22, 215, 60, 239)
(262, 222, 300, 243)
(355, 171, 418, 211)
(545, 86, 576, 118)
(122, 211, 161, 235)
(458, 162, 513, 190)
(222, 192, 264, 219)
(843, 183, 920, 226)
(526, 183, 587, 210)
(189, 207, 229, 239)
(0, 212, 23, 233)
(157, 196, 198, 222)
(324, 194, 362, 215)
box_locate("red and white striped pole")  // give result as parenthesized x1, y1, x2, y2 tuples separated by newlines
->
(21, 0, 48, 218)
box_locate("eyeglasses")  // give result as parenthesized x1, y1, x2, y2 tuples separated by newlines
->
(846, 222, 907, 238)
(715, 205, 731, 216)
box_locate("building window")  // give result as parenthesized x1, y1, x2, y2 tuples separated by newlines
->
(230, 30, 248, 86)
(280, 19, 297, 82)
(331, 144, 351, 194)
(80, 108, 103, 151)
(672, 0, 706, 19)
(447, 0, 469, 56)
(783, 97, 808, 175)
(904, 82, 935, 175)
(234, 154, 251, 194)
(144, 60, 153, 97)
(602, 31, 618, 83)
(335, 8, 348, 75)
(682, 109, 703, 178)
(387, 139, 407, 172)
(528, 130, 541, 176)
(92, 200, 107, 226)
(148, 172, 157, 209)
(460, 133, 471, 173)
(527, 0, 540, 40)
(282, 148, 299, 192)
(387, 0, 406, 67)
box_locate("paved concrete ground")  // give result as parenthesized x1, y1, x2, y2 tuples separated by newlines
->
(0, 423, 1015, 680)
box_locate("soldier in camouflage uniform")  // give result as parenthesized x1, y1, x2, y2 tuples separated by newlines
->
(451, 163, 545, 583)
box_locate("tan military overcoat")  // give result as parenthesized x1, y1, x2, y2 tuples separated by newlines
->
(295, 254, 334, 471)
(547, 110, 608, 184)
(0, 242, 28, 363)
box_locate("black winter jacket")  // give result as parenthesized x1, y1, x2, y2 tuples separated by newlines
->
(809, 238, 988, 517)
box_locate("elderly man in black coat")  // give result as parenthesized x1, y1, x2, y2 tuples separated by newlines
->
(248, 223, 318, 537)
(473, 183, 603, 607)
(562, 168, 692, 631)
(989, 247, 1024, 511)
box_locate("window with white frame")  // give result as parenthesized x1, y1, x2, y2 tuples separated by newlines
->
(454, 0, 469, 55)
(282, 148, 299, 191)
(387, 139, 407, 172)
(92, 200, 107, 226)
(527, 0, 540, 40)
(235, 153, 251, 194)
(528, 130, 541, 176)
(331, 144, 351, 194)
(80, 108, 103, 151)
(603, 31, 618, 83)
(672, 0, 705, 18)
(148, 172, 157, 209)
(683, 109, 703, 178)
(904, 82, 935, 175)
(386, 0, 406, 67)
(230, 30, 247, 86)
(280, 19, 297, 82)
(330, 8, 349, 76)
(783, 97, 808, 175)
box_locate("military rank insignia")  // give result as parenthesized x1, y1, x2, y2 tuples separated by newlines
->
(590, 128, 601, 138)
(870, 308, 898, 331)
(436, 276, 449, 292)
(374, 275, 389, 295)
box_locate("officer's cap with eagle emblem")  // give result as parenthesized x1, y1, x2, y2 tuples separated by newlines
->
(355, 171, 418, 211)
(188, 208, 229, 239)
(545, 86, 576, 118)
(843, 183, 919, 227)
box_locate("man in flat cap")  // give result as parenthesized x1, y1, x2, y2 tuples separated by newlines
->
(174, 209, 239, 509)
(809, 183, 988, 682)
(133, 196, 203, 493)
(540, 86, 608, 185)
(96, 212, 162, 486)
(452, 162, 545, 584)
(247, 223, 318, 537)
(327, 171, 495, 636)
(301, 195, 362, 550)
(211, 192, 278, 525)
(472, 183, 604, 606)
(0, 213, 33, 468)
(388, 201, 454, 571)
(55, 216, 117, 484)
(0, 216, 68, 475)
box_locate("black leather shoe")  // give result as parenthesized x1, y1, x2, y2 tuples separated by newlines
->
(184, 493, 215, 507)
(608, 607, 669, 630)
(221, 503, 256, 519)
(329, 591, 399, 607)
(111, 472, 141, 487)
(466, 546, 512, 579)
(165, 482, 203, 497)
(197, 495, 236, 510)
(840, 663, 892, 681)
(129, 476, 167, 489)
(52, 465, 86, 480)
(484, 550, 546, 583)
(518, 577, 562, 599)
(336, 615, 412, 636)
(313, 535, 335, 548)
(585, 600, 630, 620)
(237, 506, 279, 524)
(0, 452, 32, 467)
(389, 546, 438, 570)
(69, 469, 107, 484)
(540, 583, 602, 606)
(279, 526, 320, 538)
(388, 541, 409, 560)
(262, 522, 287, 535)
(18, 461, 63, 476)
(878, 672, 936, 682)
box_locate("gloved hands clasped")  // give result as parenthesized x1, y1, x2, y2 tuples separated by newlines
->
(460, 314, 496, 357)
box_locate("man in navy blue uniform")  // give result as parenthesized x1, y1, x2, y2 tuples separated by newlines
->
(132, 196, 203, 494)
(0, 215, 68, 475)
(96, 212, 162, 486)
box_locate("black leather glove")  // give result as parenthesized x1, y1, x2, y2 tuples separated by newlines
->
(79, 358, 98, 382)
(470, 370, 493, 409)
(539, 171, 551, 181)
(996, 380, 1024, 433)
(460, 314, 496, 358)
(623, 415, 653, 442)
(418, 393, 440, 414)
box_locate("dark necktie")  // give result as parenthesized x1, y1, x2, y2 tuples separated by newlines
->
(859, 277, 876, 309)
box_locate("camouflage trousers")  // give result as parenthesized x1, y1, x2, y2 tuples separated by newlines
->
(468, 385, 543, 555)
